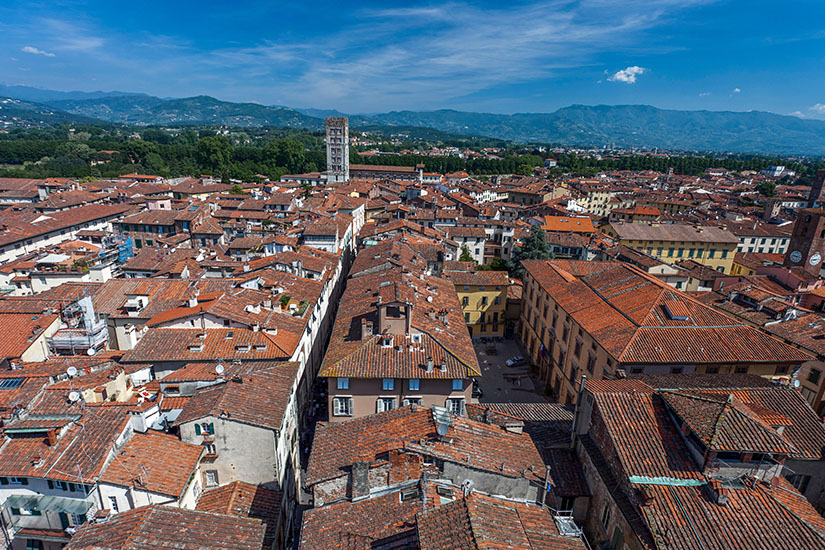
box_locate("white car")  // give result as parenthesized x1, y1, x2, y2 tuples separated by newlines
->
(505, 356, 525, 367)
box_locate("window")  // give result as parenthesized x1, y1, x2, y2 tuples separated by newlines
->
(403, 397, 422, 406)
(462, 296, 469, 306)
(494, 296, 500, 305)
(337, 377, 349, 390)
(452, 379, 463, 391)
(600, 504, 611, 529)
(735, 366, 748, 374)
(446, 398, 464, 415)
(382, 378, 394, 391)
(707, 366, 720, 374)
(708, 249, 716, 259)
(377, 398, 396, 413)
(7, 477, 27, 485)
(670, 366, 683, 374)
(586, 354, 596, 374)
(481, 296, 488, 306)
(205, 470, 219, 487)
(108, 496, 119, 513)
(574, 339, 582, 358)
(194, 422, 214, 436)
(808, 368, 821, 384)
(203, 443, 217, 455)
(409, 378, 420, 391)
(333, 397, 353, 416)
(465, 313, 470, 322)
(25, 541, 42, 550)
(562, 325, 569, 343)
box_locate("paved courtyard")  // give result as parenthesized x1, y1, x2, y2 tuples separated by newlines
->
(473, 337, 549, 404)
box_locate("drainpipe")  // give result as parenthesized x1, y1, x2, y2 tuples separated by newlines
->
(570, 375, 587, 449)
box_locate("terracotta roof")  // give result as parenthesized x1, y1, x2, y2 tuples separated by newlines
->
(417, 493, 587, 550)
(99, 432, 203, 497)
(196, 481, 282, 547)
(524, 260, 811, 365)
(319, 268, 480, 379)
(175, 362, 298, 431)
(306, 406, 545, 487)
(65, 505, 266, 550)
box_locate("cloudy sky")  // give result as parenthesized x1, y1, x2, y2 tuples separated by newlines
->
(1, 0, 824, 116)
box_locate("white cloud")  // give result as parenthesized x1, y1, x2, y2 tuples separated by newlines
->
(699, 92, 711, 97)
(607, 66, 647, 84)
(21, 46, 55, 57)
(810, 103, 825, 114)
(732, 87, 741, 93)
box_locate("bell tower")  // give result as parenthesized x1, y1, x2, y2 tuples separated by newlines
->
(325, 117, 349, 183)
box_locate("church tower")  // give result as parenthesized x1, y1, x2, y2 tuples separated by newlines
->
(325, 117, 349, 183)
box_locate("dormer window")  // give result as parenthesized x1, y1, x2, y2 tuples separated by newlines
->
(411, 334, 422, 344)
(382, 336, 393, 348)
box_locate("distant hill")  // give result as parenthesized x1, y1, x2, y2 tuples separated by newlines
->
(0, 96, 105, 127)
(353, 106, 825, 155)
(0, 84, 148, 103)
(49, 95, 323, 128)
(4, 85, 825, 154)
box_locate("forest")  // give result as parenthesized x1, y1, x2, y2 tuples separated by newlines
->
(0, 124, 822, 183)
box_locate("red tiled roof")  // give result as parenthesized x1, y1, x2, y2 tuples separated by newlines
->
(65, 505, 266, 550)
(99, 432, 203, 498)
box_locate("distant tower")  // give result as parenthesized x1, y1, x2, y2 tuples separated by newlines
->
(762, 198, 781, 222)
(325, 117, 349, 183)
(808, 169, 825, 208)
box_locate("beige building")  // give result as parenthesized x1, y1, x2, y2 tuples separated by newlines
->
(604, 223, 738, 274)
(519, 259, 811, 405)
(319, 268, 479, 422)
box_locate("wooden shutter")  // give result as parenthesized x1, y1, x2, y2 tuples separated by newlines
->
(195, 424, 201, 435)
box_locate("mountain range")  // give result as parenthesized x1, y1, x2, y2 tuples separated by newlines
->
(3, 84, 825, 155)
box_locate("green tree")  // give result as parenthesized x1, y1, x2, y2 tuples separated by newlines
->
(756, 181, 776, 197)
(511, 225, 553, 278)
(229, 183, 247, 195)
(515, 164, 534, 176)
(459, 245, 475, 263)
(196, 135, 233, 174)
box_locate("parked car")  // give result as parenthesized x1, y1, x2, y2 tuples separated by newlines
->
(472, 379, 483, 399)
(505, 355, 525, 367)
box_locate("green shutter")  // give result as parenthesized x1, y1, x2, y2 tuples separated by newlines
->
(195, 424, 201, 435)
(47, 480, 54, 489)
(21, 478, 28, 485)
(0, 477, 8, 485)
(208, 423, 214, 434)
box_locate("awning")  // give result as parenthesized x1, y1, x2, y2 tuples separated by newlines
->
(5, 494, 92, 515)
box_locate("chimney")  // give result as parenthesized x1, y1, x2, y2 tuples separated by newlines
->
(637, 485, 655, 506)
(350, 461, 370, 501)
(426, 357, 434, 372)
(439, 359, 447, 372)
(361, 318, 374, 340)
(504, 421, 524, 434)
(46, 429, 58, 447)
(263, 299, 272, 309)
(710, 480, 728, 506)
(243, 264, 250, 272)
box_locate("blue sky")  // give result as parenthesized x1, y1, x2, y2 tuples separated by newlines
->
(1, 0, 824, 116)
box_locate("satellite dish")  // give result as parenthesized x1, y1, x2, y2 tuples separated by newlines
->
(86, 348, 96, 356)
(436, 423, 449, 437)
(68, 391, 80, 403)
(793, 379, 801, 388)
(215, 364, 225, 375)
(66, 366, 78, 378)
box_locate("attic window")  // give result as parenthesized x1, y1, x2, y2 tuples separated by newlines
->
(188, 344, 203, 352)
(400, 487, 420, 501)
(382, 336, 393, 348)
(663, 301, 690, 321)
(235, 345, 250, 352)
(411, 334, 422, 344)
(254, 345, 267, 351)
(225, 331, 234, 339)
(0, 378, 25, 390)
